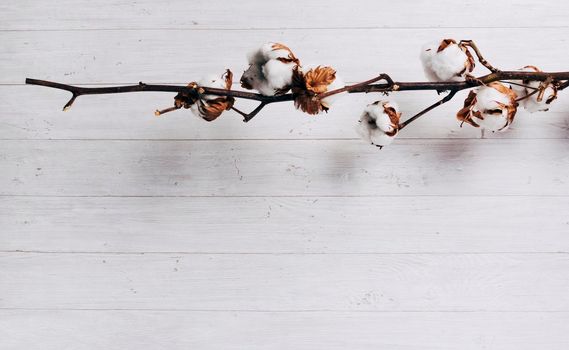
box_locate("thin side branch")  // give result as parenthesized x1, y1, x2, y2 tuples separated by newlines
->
(459, 40, 500, 73)
(231, 102, 268, 122)
(399, 90, 458, 130)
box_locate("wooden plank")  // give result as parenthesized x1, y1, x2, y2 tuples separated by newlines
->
(1, 139, 568, 196)
(5, 28, 569, 85)
(2, 0, 568, 30)
(2, 196, 569, 254)
(1, 252, 568, 311)
(3, 86, 569, 140)
(2, 310, 568, 350)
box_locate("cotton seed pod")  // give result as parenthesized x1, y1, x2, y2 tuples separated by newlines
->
(291, 65, 345, 115)
(355, 100, 401, 149)
(456, 82, 518, 132)
(240, 42, 300, 96)
(512, 65, 558, 113)
(420, 39, 475, 82)
(189, 69, 235, 122)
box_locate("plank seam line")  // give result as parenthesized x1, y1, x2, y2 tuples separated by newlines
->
(2, 26, 569, 33)
(2, 250, 568, 255)
(1, 194, 568, 198)
(1, 308, 568, 313)
(1, 138, 567, 142)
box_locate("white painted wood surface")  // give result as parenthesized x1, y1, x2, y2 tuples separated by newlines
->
(1, 1, 569, 349)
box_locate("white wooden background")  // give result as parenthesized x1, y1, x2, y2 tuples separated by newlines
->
(1, 1, 569, 349)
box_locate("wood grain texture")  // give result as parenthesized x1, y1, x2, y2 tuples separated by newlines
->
(3, 87, 569, 140)
(2, 0, 569, 349)
(2, 196, 569, 253)
(1, 139, 568, 196)
(2, 252, 568, 311)
(2, 310, 568, 350)
(2, 0, 569, 30)
(4, 28, 569, 85)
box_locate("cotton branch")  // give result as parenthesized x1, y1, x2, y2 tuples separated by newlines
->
(26, 70, 569, 125)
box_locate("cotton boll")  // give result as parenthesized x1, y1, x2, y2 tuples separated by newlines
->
(241, 42, 300, 96)
(468, 84, 516, 132)
(420, 39, 474, 82)
(514, 66, 558, 113)
(524, 84, 557, 112)
(456, 82, 518, 133)
(473, 87, 511, 131)
(356, 100, 401, 148)
(188, 70, 234, 122)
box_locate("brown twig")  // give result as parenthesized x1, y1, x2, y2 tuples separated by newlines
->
(25, 70, 569, 129)
(558, 80, 569, 91)
(231, 102, 268, 122)
(399, 90, 458, 130)
(516, 89, 540, 103)
(459, 40, 500, 73)
(317, 74, 394, 100)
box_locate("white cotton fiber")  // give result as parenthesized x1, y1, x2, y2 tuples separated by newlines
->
(262, 59, 295, 92)
(420, 39, 471, 82)
(241, 42, 300, 96)
(355, 101, 400, 148)
(197, 73, 228, 101)
(470, 85, 516, 132)
(513, 66, 557, 113)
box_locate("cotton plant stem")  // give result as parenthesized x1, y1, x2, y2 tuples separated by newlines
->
(25, 71, 569, 128)
(26, 72, 569, 105)
(558, 80, 569, 91)
(24, 78, 292, 111)
(500, 81, 540, 90)
(317, 74, 394, 100)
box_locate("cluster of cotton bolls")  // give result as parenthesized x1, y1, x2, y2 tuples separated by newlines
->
(421, 38, 520, 134)
(171, 39, 561, 147)
(177, 42, 346, 122)
(354, 38, 564, 148)
(354, 38, 478, 149)
(240, 43, 346, 114)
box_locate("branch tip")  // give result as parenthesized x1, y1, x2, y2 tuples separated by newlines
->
(62, 94, 78, 112)
(154, 106, 181, 116)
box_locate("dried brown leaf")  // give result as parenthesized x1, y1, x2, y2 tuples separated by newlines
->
(291, 66, 337, 115)
(272, 43, 300, 65)
(456, 90, 480, 127)
(198, 97, 235, 122)
(437, 38, 457, 52)
(304, 66, 337, 94)
(382, 102, 401, 136)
